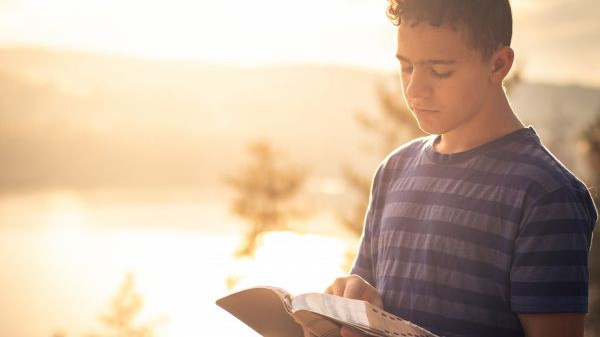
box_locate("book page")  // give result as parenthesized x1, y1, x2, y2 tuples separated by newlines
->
(292, 293, 370, 326)
(291, 293, 438, 337)
(364, 304, 437, 337)
(217, 287, 438, 337)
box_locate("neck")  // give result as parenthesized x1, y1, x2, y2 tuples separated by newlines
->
(435, 87, 523, 154)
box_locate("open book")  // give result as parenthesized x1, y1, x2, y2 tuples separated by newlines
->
(216, 286, 439, 337)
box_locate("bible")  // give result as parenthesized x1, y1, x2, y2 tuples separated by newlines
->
(216, 286, 439, 337)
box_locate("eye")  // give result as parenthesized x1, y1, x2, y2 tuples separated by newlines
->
(400, 65, 413, 74)
(432, 69, 454, 79)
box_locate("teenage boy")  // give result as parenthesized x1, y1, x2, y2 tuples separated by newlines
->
(300, 1, 596, 336)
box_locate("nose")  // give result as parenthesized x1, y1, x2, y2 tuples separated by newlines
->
(404, 69, 432, 100)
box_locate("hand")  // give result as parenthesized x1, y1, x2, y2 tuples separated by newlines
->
(327, 275, 383, 337)
(298, 275, 383, 337)
(300, 327, 317, 337)
(340, 326, 369, 337)
(325, 274, 383, 308)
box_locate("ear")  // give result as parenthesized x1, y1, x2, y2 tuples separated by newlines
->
(489, 46, 514, 84)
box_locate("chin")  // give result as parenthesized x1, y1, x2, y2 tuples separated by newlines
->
(416, 121, 443, 136)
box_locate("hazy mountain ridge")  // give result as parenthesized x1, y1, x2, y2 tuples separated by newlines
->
(1, 48, 599, 191)
(0, 49, 386, 191)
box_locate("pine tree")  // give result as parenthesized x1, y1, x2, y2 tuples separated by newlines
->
(88, 273, 155, 337)
(225, 141, 308, 257)
(341, 76, 422, 237)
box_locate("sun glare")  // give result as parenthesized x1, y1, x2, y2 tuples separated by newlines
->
(232, 231, 348, 295)
(24, 204, 349, 337)
(0, 0, 390, 67)
(43, 192, 87, 240)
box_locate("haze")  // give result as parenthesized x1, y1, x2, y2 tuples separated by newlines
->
(0, 0, 598, 86)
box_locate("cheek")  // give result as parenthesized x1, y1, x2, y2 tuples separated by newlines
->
(435, 83, 466, 109)
(440, 74, 488, 109)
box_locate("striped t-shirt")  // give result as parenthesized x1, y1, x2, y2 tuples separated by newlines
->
(351, 127, 597, 337)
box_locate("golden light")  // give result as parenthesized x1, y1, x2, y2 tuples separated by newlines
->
(510, 0, 539, 12)
(0, 0, 391, 67)
(44, 192, 87, 240)
(231, 231, 348, 295)
(0, 188, 349, 337)
(2, 1, 598, 337)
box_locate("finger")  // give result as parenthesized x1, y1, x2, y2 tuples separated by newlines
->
(340, 326, 365, 337)
(325, 277, 347, 296)
(341, 277, 384, 308)
(369, 292, 384, 309)
(361, 285, 383, 308)
(342, 277, 367, 300)
(293, 316, 317, 337)
(303, 329, 317, 337)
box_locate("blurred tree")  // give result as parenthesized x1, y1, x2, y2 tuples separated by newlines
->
(542, 101, 570, 165)
(340, 76, 423, 238)
(88, 273, 155, 337)
(225, 141, 308, 257)
(580, 112, 600, 336)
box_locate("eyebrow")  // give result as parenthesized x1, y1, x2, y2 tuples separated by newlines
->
(396, 54, 456, 65)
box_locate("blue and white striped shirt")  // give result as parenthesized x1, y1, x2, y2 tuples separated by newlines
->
(352, 127, 596, 337)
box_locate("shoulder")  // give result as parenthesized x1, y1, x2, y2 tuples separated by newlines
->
(368, 135, 433, 192)
(379, 135, 433, 171)
(487, 129, 590, 199)
(491, 130, 597, 228)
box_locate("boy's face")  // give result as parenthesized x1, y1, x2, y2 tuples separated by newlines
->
(396, 20, 493, 136)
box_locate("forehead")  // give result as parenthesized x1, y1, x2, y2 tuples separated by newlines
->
(396, 21, 478, 63)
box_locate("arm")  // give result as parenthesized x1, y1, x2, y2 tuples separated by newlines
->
(518, 313, 585, 337)
(511, 186, 595, 337)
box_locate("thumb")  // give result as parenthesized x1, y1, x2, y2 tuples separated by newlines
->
(371, 292, 384, 309)
(340, 326, 365, 337)
(293, 316, 317, 337)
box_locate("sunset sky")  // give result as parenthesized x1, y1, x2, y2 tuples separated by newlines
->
(0, 0, 598, 86)
(1, 1, 600, 337)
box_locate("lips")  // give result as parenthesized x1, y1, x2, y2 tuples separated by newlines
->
(410, 106, 439, 114)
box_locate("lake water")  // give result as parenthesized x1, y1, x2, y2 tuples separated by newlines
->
(0, 190, 353, 337)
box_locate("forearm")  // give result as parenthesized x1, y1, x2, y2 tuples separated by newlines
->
(518, 313, 585, 337)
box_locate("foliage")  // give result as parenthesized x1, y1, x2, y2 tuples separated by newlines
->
(581, 114, 600, 167)
(580, 111, 600, 336)
(87, 273, 155, 337)
(340, 77, 423, 237)
(356, 79, 422, 157)
(225, 141, 308, 257)
(339, 165, 373, 238)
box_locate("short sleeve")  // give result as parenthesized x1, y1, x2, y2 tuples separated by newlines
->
(510, 184, 597, 313)
(350, 163, 386, 286)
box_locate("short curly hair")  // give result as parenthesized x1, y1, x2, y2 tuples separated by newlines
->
(386, 0, 512, 58)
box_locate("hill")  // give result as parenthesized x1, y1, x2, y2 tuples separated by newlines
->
(0, 48, 599, 192)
